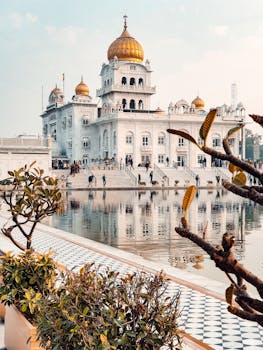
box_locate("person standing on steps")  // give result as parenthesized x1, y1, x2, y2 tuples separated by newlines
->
(102, 174, 106, 187)
(195, 175, 200, 186)
(149, 170, 153, 184)
(138, 173, 141, 185)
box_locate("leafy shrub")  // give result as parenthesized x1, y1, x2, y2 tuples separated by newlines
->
(37, 264, 181, 350)
(0, 250, 57, 322)
(1, 162, 62, 250)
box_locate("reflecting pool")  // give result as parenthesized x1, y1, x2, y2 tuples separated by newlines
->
(47, 189, 263, 285)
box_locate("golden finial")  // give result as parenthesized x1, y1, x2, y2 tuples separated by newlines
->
(123, 14, 128, 30)
(81, 75, 83, 83)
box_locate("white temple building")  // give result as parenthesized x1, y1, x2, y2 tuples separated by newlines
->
(41, 17, 245, 170)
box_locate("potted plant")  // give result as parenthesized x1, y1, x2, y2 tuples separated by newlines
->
(36, 264, 182, 350)
(0, 250, 57, 350)
(0, 163, 62, 349)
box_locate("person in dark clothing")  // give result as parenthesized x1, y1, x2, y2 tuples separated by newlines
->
(88, 175, 94, 187)
(195, 175, 200, 186)
(145, 161, 150, 172)
(149, 170, 153, 184)
(102, 174, 106, 187)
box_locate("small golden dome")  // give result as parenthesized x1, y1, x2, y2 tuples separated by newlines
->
(49, 85, 63, 104)
(192, 96, 205, 109)
(107, 16, 144, 63)
(75, 77, 89, 96)
(50, 85, 62, 95)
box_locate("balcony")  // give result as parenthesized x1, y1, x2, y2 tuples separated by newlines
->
(140, 145, 152, 153)
(96, 84, 156, 97)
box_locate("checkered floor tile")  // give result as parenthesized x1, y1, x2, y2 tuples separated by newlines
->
(13, 229, 263, 349)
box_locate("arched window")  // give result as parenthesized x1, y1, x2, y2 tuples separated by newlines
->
(212, 134, 221, 147)
(107, 79, 110, 85)
(158, 132, 165, 145)
(126, 132, 133, 144)
(82, 137, 90, 149)
(130, 77, 135, 86)
(122, 99, 127, 109)
(138, 78, 143, 86)
(141, 132, 151, 147)
(130, 99, 135, 109)
(121, 77, 127, 85)
(138, 100, 143, 110)
(178, 129, 189, 147)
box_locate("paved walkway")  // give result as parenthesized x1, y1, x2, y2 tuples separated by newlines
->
(0, 210, 262, 349)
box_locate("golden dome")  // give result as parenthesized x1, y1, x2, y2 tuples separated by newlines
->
(107, 16, 144, 63)
(50, 85, 62, 95)
(75, 77, 89, 96)
(192, 96, 205, 109)
(48, 84, 63, 104)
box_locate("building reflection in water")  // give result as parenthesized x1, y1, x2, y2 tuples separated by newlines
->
(49, 189, 263, 284)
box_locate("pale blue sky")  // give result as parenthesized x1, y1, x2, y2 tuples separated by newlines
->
(1, 0, 263, 136)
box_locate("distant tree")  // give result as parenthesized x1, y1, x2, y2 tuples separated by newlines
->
(245, 129, 254, 160)
(168, 111, 263, 327)
(245, 128, 262, 161)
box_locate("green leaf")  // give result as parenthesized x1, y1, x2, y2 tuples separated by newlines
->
(167, 129, 201, 149)
(199, 109, 217, 144)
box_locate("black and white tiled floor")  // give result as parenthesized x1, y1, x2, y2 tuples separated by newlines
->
(7, 227, 263, 349)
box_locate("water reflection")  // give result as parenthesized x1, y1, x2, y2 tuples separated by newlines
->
(48, 189, 263, 285)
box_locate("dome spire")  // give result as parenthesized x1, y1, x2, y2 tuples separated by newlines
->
(123, 14, 128, 30)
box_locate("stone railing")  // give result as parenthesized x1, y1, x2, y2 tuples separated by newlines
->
(0, 137, 47, 147)
(124, 167, 137, 185)
(97, 84, 156, 97)
(153, 164, 169, 185)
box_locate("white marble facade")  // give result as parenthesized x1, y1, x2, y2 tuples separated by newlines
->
(41, 19, 245, 169)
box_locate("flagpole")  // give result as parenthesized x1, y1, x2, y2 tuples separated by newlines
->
(62, 73, 65, 97)
(41, 85, 44, 111)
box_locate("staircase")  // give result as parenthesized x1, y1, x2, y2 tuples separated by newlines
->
(52, 169, 135, 188)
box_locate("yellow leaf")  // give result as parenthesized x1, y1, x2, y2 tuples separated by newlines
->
(225, 284, 234, 306)
(167, 129, 201, 149)
(232, 172, 246, 186)
(226, 124, 244, 138)
(199, 109, 217, 143)
(228, 163, 238, 173)
(182, 185, 196, 213)
(228, 163, 243, 174)
(100, 334, 110, 346)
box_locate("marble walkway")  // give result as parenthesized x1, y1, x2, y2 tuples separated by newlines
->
(0, 213, 262, 349)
